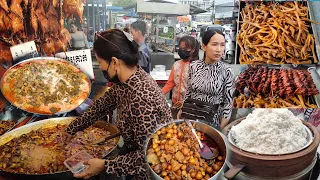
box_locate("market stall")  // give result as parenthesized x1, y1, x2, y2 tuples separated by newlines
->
(0, 0, 109, 141)
(135, 2, 190, 73)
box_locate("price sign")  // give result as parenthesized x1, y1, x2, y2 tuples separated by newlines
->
(163, 26, 168, 33)
(10, 41, 38, 61)
(55, 49, 95, 79)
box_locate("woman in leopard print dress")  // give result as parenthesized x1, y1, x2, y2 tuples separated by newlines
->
(66, 29, 172, 179)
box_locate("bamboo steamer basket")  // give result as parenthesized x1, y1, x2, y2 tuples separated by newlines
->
(222, 118, 320, 179)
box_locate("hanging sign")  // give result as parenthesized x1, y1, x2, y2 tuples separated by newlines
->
(10, 41, 38, 61)
(163, 26, 168, 33)
(55, 49, 94, 79)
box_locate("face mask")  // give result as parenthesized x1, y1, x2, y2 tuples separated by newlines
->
(178, 49, 191, 60)
(102, 63, 120, 83)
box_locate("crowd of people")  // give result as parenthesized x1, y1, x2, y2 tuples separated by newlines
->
(65, 20, 235, 180)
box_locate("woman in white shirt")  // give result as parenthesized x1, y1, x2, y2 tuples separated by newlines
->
(70, 23, 89, 50)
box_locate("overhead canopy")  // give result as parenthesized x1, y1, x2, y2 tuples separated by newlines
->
(125, 2, 206, 16)
(189, 5, 207, 15)
(136, 2, 190, 15)
(143, 0, 179, 2)
(215, 2, 234, 19)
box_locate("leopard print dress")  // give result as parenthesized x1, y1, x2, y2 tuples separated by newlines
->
(66, 67, 172, 179)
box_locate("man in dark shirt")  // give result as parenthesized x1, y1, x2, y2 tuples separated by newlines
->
(131, 21, 151, 73)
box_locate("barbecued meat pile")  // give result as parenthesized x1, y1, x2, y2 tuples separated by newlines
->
(234, 66, 319, 108)
(236, 66, 318, 97)
(0, 0, 84, 64)
(0, 124, 117, 174)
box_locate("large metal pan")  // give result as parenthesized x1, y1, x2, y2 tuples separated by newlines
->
(0, 57, 92, 115)
(0, 117, 120, 180)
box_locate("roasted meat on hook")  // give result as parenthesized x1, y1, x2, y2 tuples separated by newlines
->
(0, 0, 8, 12)
(35, 4, 49, 36)
(10, 0, 23, 18)
(63, 0, 84, 23)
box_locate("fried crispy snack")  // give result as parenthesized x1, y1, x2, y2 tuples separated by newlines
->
(233, 94, 318, 108)
(237, 2, 318, 64)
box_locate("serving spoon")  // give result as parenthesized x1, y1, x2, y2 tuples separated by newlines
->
(90, 132, 121, 145)
(184, 119, 219, 160)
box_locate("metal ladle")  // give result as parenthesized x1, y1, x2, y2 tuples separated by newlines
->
(184, 119, 219, 159)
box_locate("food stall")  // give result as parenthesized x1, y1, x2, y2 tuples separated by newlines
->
(135, 1, 190, 75)
(0, 0, 113, 130)
(132, 1, 206, 88)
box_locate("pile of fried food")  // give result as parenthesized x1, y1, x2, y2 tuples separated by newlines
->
(9, 61, 85, 108)
(147, 123, 224, 180)
(0, 124, 117, 174)
(233, 66, 319, 108)
(0, 0, 85, 64)
(237, 1, 318, 64)
(0, 120, 15, 136)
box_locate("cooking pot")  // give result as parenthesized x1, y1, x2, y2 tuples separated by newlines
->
(222, 118, 320, 179)
(0, 117, 120, 180)
(145, 119, 228, 180)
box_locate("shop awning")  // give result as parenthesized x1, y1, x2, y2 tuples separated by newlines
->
(136, 2, 189, 15)
(106, 6, 128, 13)
(189, 5, 207, 15)
(125, 2, 206, 15)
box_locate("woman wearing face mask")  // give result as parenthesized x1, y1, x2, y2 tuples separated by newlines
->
(162, 36, 199, 112)
(66, 29, 172, 179)
(180, 30, 235, 129)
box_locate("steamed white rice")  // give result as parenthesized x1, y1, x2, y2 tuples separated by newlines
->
(230, 109, 308, 154)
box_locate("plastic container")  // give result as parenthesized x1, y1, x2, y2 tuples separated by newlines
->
(64, 150, 93, 174)
(155, 65, 166, 72)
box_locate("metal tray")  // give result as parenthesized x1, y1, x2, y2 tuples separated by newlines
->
(0, 117, 120, 176)
(235, 1, 319, 64)
(0, 92, 27, 136)
(0, 57, 92, 115)
(232, 65, 320, 108)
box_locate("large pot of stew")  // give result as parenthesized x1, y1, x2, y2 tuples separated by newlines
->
(145, 120, 228, 180)
(0, 117, 120, 180)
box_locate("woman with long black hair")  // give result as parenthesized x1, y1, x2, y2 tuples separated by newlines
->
(162, 36, 199, 112)
(181, 30, 235, 129)
(66, 29, 172, 179)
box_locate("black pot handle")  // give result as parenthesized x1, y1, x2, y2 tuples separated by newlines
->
(224, 164, 246, 179)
